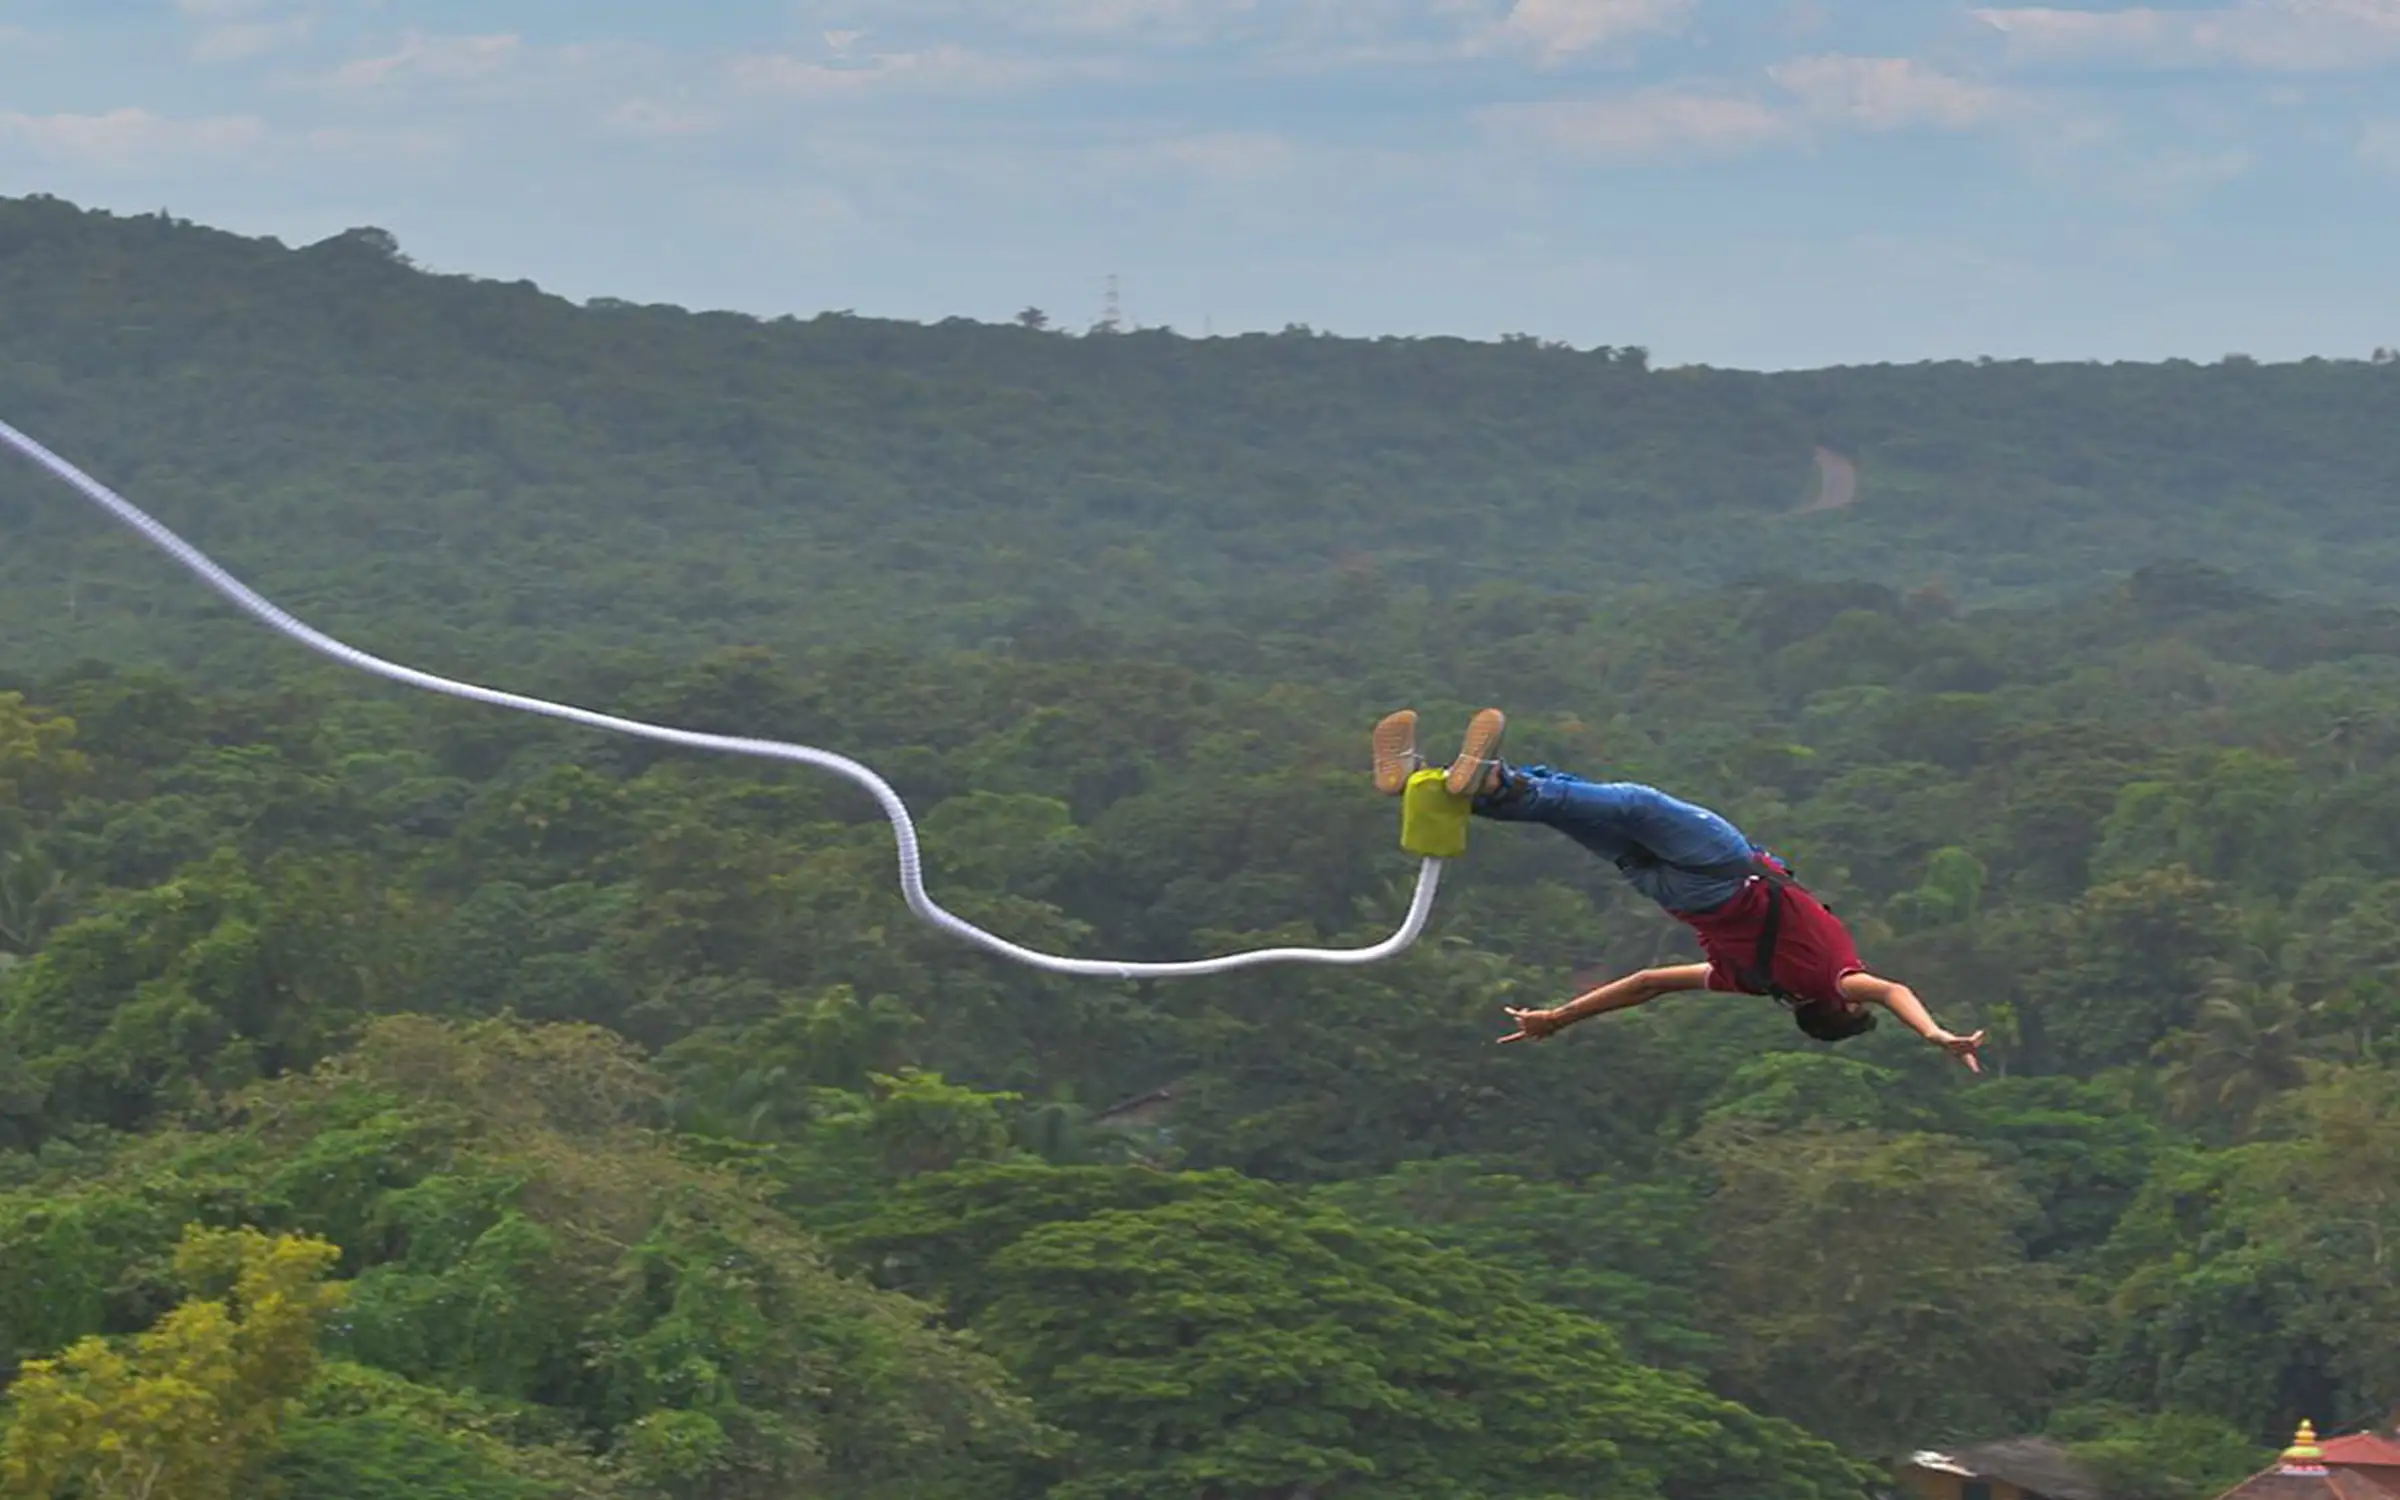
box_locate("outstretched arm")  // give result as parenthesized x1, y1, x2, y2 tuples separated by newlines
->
(1499, 963, 1712, 1044)
(1840, 971, 1985, 1072)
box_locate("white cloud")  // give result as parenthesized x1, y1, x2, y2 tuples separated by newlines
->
(0, 108, 269, 168)
(781, 0, 1264, 46)
(1493, 0, 1694, 60)
(1019, 0, 1258, 36)
(798, 0, 1258, 33)
(786, 0, 1683, 61)
(1481, 89, 1791, 158)
(1769, 54, 2013, 128)
(1974, 6, 2172, 60)
(321, 32, 524, 91)
(1476, 56, 2009, 163)
(1975, 1, 2400, 72)
(729, 45, 1115, 96)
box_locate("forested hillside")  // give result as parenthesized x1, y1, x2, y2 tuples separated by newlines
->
(5, 193, 2400, 1498)
(2, 193, 2398, 687)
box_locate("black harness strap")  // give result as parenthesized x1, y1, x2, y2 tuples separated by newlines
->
(1616, 846, 1802, 1006)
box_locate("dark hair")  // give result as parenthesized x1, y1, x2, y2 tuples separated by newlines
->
(1793, 1001, 1878, 1043)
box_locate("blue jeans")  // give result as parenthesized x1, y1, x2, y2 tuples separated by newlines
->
(1473, 769, 1761, 914)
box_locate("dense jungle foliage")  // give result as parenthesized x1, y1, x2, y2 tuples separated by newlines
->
(4, 193, 2400, 688)
(4, 193, 2400, 1497)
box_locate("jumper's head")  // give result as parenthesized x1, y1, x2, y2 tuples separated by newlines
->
(1793, 999, 1878, 1043)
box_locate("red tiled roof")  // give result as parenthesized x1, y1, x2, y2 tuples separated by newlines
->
(2217, 1472, 2400, 1500)
(2322, 1435, 2400, 1469)
(2218, 1423, 2400, 1500)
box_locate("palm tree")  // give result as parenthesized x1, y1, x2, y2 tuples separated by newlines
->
(0, 847, 71, 956)
(2154, 970, 2327, 1140)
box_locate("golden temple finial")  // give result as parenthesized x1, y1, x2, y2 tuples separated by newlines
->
(2281, 1419, 2327, 1473)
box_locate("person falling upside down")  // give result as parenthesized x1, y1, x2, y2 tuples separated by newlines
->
(1374, 708, 1987, 1072)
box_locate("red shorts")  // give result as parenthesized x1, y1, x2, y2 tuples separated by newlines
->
(1678, 878, 1866, 1008)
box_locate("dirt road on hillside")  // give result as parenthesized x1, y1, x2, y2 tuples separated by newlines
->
(1797, 446, 1859, 514)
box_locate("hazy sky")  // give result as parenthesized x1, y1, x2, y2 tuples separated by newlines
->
(1, 0, 2394, 369)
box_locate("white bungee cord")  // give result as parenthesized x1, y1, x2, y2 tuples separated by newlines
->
(0, 417, 1444, 980)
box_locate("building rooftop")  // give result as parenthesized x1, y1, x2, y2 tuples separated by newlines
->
(1906, 1438, 2101, 1500)
(2320, 1434, 2400, 1471)
(2219, 1422, 2400, 1500)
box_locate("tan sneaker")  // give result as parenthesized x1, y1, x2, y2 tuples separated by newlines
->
(1445, 708, 1508, 798)
(1372, 709, 1422, 796)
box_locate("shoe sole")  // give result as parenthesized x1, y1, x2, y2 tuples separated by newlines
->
(1372, 710, 1420, 796)
(1447, 708, 1507, 798)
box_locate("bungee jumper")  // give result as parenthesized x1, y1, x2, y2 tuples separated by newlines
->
(1374, 708, 1986, 1072)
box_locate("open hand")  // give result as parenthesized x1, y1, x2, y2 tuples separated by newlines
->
(1498, 1006, 1563, 1045)
(1931, 1028, 1987, 1073)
